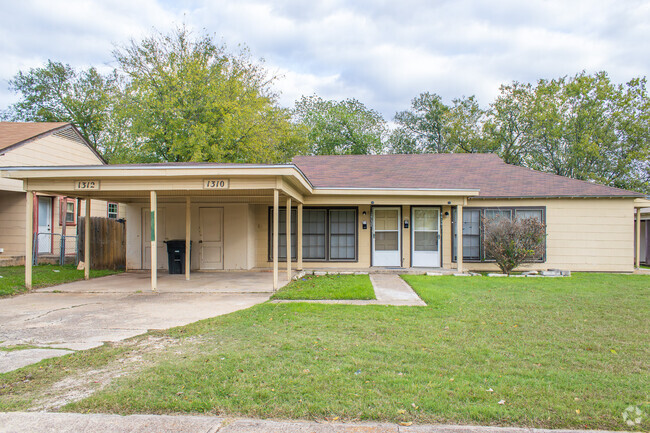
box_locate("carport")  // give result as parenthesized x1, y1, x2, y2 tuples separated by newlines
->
(4, 163, 312, 292)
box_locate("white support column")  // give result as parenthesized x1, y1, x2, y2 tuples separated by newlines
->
(634, 208, 641, 269)
(297, 203, 303, 271)
(286, 197, 292, 281)
(185, 196, 191, 281)
(84, 199, 91, 280)
(457, 205, 463, 273)
(273, 189, 279, 291)
(25, 191, 34, 289)
(150, 191, 157, 291)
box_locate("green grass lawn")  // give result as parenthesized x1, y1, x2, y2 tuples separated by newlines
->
(271, 274, 375, 300)
(0, 264, 121, 297)
(1, 273, 648, 430)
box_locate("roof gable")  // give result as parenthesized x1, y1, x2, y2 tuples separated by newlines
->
(292, 154, 642, 198)
(0, 122, 106, 164)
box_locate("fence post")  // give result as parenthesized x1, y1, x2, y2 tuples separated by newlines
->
(60, 234, 65, 266)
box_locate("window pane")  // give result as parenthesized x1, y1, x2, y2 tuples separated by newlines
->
(303, 209, 326, 259)
(273, 208, 297, 260)
(329, 210, 355, 259)
(375, 209, 398, 231)
(414, 231, 438, 251)
(414, 208, 437, 231)
(485, 209, 512, 221)
(516, 209, 542, 220)
(375, 232, 398, 251)
(463, 209, 480, 236)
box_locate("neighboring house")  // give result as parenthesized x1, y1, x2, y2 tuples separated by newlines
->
(2, 154, 648, 288)
(639, 208, 650, 266)
(0, 122, 124, 266)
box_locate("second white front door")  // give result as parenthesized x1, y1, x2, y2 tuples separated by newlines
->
(411, 207, 441, 267)
(199, 207, 224, 270)
(372, 207, 401, 267)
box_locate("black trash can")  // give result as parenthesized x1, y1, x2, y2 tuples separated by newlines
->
(165, 240, 191, 274)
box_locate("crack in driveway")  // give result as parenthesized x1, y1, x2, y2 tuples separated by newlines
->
(23, 302, 104, 322)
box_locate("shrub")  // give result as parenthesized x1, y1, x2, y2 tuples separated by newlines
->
(482, 216, 546, 274)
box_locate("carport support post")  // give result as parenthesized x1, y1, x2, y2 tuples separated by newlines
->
(457, 205, 463, 273)
(185, 196, 191, 281)
(286, 197, 292, 281)
(25, 190, 34, 289)
(84, 199, 91, 280)
(297, 203, 303, 271)
(634, 208, 641, 269)
(150, 191, 157, 291)
(273, 189, 279, 291)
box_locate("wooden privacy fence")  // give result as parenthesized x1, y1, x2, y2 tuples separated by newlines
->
(77, 217, 126, 270)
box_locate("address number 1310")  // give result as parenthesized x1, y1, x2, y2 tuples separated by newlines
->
(204, 179, 230, 189)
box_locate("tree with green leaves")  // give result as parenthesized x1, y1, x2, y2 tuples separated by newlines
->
(392, 92, 451, 153)
(483, 82, 534, 165)
(524, 72, 650, 191)
(294, 95, 387, 155)
(3, 60, 117, 151)
(113, 26, 307, 163)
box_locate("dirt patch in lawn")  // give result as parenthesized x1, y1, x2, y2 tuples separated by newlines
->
(28, 335, 192, 411)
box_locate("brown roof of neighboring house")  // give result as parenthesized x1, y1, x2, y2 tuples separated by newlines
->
(292, 154, 643, 198)
(0, 122, 71, 151)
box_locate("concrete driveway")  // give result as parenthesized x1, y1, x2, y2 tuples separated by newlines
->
(0, 272, 284, 373)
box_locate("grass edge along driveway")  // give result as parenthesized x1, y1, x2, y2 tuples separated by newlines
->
(0, 273, 647, 431)
(271, 274, 375, 300)
(0, 264, 120, 297)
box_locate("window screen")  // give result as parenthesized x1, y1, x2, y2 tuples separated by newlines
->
(272, 209, 297, 260)
(329, 210, 356, 259)
(484, 209, 512, 221)
(303, 209, 326, 260)
(452, 208, 481, 261)
(269, 208, 357, 262)
(515, 209, 543, 220)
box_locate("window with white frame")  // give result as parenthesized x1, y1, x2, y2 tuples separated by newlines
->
(108, 203, 118, 219)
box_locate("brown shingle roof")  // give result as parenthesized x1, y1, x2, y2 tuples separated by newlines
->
(292, 154, 642, 198)
(0, 122, 70, 151)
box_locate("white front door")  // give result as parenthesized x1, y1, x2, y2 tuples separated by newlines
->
(37, 197, 52, 254)
(142, 208, 166, 269)
(411, 207, 441, 267)
(372, 207, 401, 267)
(199, 207, 224, 270)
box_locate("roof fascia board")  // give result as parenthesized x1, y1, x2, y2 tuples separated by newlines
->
(1, 165, 314, 193)
(311, 188, 480, 197)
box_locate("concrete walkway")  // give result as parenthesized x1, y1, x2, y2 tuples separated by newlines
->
(273, 274, 426, 306)
(0, 413, 626, 433)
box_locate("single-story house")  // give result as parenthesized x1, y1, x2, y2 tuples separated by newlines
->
(2, 153, 648, 290)
(0, 122, 124, 266)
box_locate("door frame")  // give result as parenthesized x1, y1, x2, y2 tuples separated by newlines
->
(410, 206, 442, 268)
(371, 206, 402, 267)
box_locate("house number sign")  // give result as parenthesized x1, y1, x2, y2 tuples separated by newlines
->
(74, 180, 100, 190)
(203, 179, 230, 189)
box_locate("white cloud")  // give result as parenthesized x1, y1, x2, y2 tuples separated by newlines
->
(1, 0, 649, 119)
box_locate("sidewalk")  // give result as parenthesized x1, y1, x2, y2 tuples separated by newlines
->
(0, 412, 627, 433)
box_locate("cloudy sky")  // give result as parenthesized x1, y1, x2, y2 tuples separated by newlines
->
(1, 0, 649, 118)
